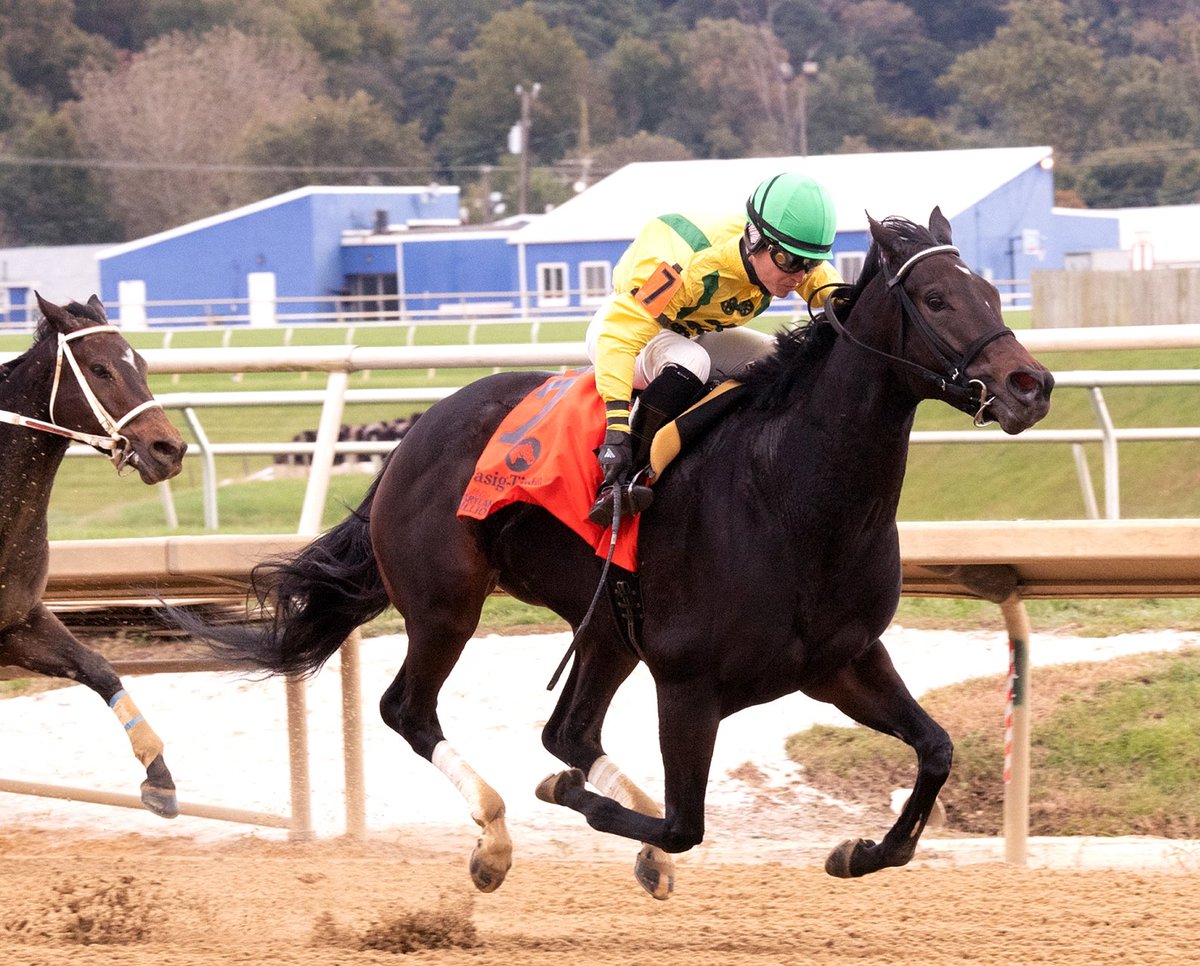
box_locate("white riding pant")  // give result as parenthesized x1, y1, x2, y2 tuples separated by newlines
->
(585, 298, 775, 391)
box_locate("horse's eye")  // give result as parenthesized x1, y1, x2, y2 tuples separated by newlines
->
(925, 293, 946, 311)
(90, 364, 113, 380)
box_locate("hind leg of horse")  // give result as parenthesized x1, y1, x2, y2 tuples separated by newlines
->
(803, 639, 952, 878)
(536, 647, 676, 900)
(377, 585, 513, 893)
(0, 605, 177, 818)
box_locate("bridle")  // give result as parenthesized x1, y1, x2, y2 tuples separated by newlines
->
(0, 324, 163, 470)
(822, 244, 1015, 427)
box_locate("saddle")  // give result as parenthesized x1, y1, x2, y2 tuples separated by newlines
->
(457, 368, 745, 571)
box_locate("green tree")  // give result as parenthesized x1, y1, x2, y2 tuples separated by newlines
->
(668, 18, 796, 157)
(0, 110, 120, 244)
(899, 0, 1005, 51)
(0, 0, 114, 106)
(605, 34, 682, 138)
(805, 56, 887, 155)
(437, 5, 590, 169)
(239, 91, 434, 197)
(840, 0, 953, 116)
(1100, 54, 1197, 145)
(939, 0, 1106, 154)
(588, 132, 693, 174)
(72, 0, 242, 50)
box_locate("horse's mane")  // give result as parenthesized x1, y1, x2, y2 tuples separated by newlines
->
(740, 215, 935, 408)
(0, 301, 103, 386)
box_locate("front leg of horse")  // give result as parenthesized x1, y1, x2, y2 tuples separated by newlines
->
(109, 688, 178, 818)
(431, 742, 512, 892)
(806, 640, 953, 878)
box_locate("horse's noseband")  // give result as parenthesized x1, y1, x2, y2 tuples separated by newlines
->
(824, 244, 1013, 424)
(0, 324, 164, 468)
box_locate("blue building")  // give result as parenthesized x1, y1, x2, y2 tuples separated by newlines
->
(97, 185, 465, 325)
(95, 148, 1123, 327)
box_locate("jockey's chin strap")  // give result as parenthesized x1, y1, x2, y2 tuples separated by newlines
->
(822, 244, 1014, 426)
(0, 324, 162, 470)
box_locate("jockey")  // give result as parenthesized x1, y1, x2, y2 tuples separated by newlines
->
(586, 171, 843, 526)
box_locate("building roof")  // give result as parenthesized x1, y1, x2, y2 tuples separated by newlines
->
(509, 146, 1054, 245)
(97, 184, 461, 260)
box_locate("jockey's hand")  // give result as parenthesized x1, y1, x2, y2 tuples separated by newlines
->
(597, 430, 633, 486)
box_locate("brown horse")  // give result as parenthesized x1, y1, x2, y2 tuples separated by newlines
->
(173, 210, 1053, 897)
(0, 294, 187, 817)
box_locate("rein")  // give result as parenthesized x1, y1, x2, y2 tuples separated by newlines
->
(0, 324, 162, 468)
(823, 244, 1013, 426)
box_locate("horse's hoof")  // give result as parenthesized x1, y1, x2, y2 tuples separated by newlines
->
(469, 842, 512, 893)
(140, 780, 179, 819)
(825, 837, 875, 878)
(634, 844, 674, 901)
(535, 768, 584, 806)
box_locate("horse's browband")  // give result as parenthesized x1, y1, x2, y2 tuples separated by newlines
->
(887, 245, 960, 287)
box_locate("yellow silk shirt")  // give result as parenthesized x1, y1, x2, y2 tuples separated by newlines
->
(592, 211, 841, 405)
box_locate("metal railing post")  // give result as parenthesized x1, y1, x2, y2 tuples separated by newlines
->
(181, 406, 218, 530)
(298, 370, 350, 535)
(1088, 387, 1120, 519)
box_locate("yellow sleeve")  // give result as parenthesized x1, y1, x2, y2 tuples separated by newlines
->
(793, 261, 843, 308)
(592, 293, 664, 411)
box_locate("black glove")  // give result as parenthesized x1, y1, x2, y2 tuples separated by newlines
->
(596, 429, 633, 486)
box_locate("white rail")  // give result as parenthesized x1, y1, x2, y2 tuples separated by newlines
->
(46, 327, 1200, 529)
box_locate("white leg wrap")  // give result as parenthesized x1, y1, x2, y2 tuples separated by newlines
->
(432, 740, 505, 827)
(588, 754, 663, 817)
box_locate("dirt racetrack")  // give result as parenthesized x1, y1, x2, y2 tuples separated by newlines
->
(2, 826, 1200, 965)
(4, 628, 1200, 963)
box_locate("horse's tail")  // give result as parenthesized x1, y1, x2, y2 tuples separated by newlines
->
(168, 475, 391, 677)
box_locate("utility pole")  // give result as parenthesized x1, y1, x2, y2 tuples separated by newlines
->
(515, 82, 541, 214)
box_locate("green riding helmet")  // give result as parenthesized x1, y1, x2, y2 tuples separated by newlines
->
(745, 173, 837, 259)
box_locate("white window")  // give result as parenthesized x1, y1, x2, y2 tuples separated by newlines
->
(537, 262, 569, 307)
(836, 252, 867, 284)
(579, 261, 612, 304)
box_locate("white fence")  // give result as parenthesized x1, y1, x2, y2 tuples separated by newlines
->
(49, 323, 1200, 529)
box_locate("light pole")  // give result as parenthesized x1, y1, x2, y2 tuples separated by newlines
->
(797, 60, 818, 157)
(515, 82, 541, 214)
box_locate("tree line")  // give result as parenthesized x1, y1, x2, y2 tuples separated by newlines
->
(0, 0, 1197, 245)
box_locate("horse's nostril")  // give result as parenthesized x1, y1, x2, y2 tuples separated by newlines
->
(1009, 370, 1044, 398)
(154, 438, 187, 460)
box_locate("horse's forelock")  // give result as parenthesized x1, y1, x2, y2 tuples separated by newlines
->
(32, 300, 103, 344)
(65, 300, 106, 326)
(847, 215, 938, 303)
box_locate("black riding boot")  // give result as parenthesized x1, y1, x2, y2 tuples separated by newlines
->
(588, 364, 707, 526)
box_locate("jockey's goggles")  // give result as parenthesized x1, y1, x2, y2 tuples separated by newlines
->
(767, 243, 822, 274)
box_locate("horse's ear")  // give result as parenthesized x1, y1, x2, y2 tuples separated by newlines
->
(35, 291, 71, 332)
(929, 206, 953, 245)
(86, 294, 109, 322)
(867, 211, 905, 264)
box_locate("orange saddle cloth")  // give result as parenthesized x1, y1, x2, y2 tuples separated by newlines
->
(456, 369, 641, 571)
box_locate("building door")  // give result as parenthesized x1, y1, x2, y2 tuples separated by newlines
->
(248, 271, 277, 326)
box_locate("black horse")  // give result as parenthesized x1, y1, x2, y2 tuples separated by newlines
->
(0, 294, 187, 816)
(177, 210, 1052, 897)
